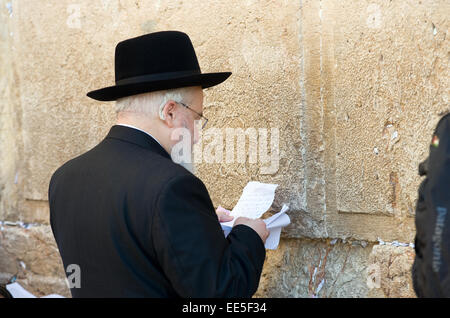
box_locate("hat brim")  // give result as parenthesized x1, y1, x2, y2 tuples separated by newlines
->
(86, 72, 231, 101)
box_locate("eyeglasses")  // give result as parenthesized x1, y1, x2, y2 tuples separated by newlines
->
(177, 101, 209, 129)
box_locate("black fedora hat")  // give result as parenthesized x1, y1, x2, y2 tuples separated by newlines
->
(87, 31, 232, 101)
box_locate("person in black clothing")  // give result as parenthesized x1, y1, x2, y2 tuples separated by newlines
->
(413, 113, 450, 297)
(49, 31, 269, 297)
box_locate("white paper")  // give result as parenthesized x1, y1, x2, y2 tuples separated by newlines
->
(41, 294, 66, 298)
(6, 282, 65, 298)
(6, 282, 37, 298)
(221, 181, 278, 227)
(263, 204, 290, 250)
(220, 181, 290, 250)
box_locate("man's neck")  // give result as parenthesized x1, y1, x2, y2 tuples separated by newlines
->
(116, 118, 171, 155)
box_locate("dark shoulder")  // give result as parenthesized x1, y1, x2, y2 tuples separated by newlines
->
(49, 138, 197, 191)
(160, 171, 206, 193)
(49, 143, 100, 185)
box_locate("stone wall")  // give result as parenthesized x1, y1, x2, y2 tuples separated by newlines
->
(0, 0, 448, 298)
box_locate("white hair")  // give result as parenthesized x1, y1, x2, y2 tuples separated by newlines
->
(115, 86, 196, 119)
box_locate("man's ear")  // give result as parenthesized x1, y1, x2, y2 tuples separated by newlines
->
(160, 101, 177, 127)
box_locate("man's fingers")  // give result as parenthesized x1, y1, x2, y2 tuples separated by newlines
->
(216, 210, 234, 222)
(219, 214, 234, 222)
(220, 215, 234, 222)
(234, 216, 250, 223)
(216, 206, 230, 214)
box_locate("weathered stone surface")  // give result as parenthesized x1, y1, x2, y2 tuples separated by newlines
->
(20, 200, 51, 225)
(0, 224, 70, 297)
(305, 0, 448, 243)
(332, 0, 448, 217)
(255, 238, 371, 297)
(0, 0, 447, 297)
(0, 243, 18, 276)
(0, 225, 66, 278)
(15, 274, 71, 298)
(367, 244, 416, 298)
(0, 0, 24, 224)
(255, 238, 416, 298)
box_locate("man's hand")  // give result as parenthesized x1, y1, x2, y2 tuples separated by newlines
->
(234, 217, 270, 244)
(216, 206, 234, 223)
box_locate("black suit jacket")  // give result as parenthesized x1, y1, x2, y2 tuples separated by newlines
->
(48, 125, 266, 297)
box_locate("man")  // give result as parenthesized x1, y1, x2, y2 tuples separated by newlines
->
(49, 31, 269, 297)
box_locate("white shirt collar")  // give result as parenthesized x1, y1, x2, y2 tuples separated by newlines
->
(116, 124, 164, 149)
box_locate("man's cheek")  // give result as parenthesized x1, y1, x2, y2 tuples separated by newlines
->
(193, 122, 202, 144)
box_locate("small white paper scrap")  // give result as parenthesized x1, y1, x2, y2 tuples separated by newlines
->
(263, 204, 290, 250)
(6, 282, 65, 298)
(6, 282, 36, 298)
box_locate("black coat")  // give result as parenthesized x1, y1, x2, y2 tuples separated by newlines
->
(412, 113, 450, 297)
(49, 125, 266, 298)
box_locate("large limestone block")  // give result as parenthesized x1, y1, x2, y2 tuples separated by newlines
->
(0, 0, 24, 222)
(331, 0, 449, 216)
(303, 0, 449, 242)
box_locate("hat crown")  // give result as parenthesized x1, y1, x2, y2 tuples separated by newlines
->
(87, 30, 231, 101)
(114, 31, 201, 83)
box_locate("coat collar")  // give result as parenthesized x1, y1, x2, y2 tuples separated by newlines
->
(105, 125, 171, 160)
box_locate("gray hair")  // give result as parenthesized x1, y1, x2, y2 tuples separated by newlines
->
(115, 87, 195, 118)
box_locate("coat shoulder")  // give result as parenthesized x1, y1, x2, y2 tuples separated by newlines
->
(48, 137, 197, 193)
